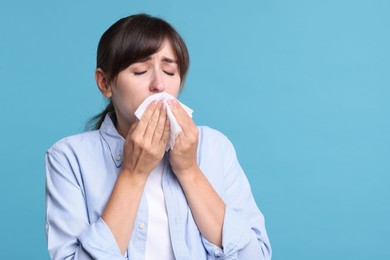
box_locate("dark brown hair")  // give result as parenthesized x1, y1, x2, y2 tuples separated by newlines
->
(87, 13, 190, 130)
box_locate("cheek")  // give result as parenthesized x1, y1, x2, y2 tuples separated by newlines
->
(111, 84, 142, 112)
(112, 77, 144, 101)
(166, 77, 181, 96)
(115, 91, 147, 112)
(132, 94, 150, 110)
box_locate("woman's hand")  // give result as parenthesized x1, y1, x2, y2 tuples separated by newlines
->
(168, 99, 199, 176)
(121, 100, 170, 179)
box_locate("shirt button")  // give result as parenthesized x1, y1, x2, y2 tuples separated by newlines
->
(115, 154, 122, 161)
(138, 223, 145, 229)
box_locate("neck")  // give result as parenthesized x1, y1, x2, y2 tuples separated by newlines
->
(114, 113, 135, 139)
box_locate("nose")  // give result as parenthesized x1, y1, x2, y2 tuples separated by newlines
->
(149, 69, 165, 93)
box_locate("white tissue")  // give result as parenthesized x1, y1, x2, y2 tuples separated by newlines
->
(134, 92, 193, 151)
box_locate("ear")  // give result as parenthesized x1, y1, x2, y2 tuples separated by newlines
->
(95, 68, 112, 98)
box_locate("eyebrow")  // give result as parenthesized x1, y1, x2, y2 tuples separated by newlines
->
(161, 57, 177, 64)
(136, 56, 177, 64)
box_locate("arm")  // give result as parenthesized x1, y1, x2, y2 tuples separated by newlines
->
(168, 100, 272, 259)
(175, 167, 226, 248)
(46, 101, 170, 258)
(168, 100, 225, 247)
(219, 140, 272, 259)
(102, 100, 170, 254)
(46, 151, 126, 259)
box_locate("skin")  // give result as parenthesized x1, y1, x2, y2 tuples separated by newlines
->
(95, 39, 226, 255)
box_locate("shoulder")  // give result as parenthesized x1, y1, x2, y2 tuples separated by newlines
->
(198, 126, 229, 142)
(197, 126, 234, 150)
(197, 126, 237, 162)
(196, 126, 243, 190)
(47, 130, 100, 158)
(46, 130, 102, 178)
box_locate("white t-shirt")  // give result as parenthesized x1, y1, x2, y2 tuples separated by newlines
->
(144, 161, 175, 260)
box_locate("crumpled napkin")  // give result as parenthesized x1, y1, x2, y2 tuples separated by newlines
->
(134, 92, 193, 150)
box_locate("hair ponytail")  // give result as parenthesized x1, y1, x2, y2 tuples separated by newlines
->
(85, 100, 115, 130)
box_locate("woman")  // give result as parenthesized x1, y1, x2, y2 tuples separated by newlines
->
(45, 13, 271, 259)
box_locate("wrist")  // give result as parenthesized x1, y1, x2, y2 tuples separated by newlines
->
(174, 165, 201, 182)
(119, 168, 148, 188)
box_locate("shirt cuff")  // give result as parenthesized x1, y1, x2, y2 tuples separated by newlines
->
(77, 217, 127, 259)
(201, 206, 252, 258)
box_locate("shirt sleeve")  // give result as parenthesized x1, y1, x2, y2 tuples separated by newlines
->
(200, 132, 272, 259)
(45, 148, 126, 260)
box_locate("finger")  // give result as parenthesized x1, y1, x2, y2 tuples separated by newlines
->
(152, 102, 168, 143)
(135, 100, 159, 134)
(143, 101, 163, 141)
(171, 131, 182, 151)
(168, 99, 195, 134)
(159, 117, 170, 149)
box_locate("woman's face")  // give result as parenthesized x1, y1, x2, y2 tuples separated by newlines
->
(109, 39, 181, 125)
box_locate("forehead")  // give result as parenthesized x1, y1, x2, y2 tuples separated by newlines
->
(157, 39, 177, 59)
(136, 39, 178, 63)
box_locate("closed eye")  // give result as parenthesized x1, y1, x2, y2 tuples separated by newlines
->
(134, 71, 147, 75)
(164, 71, 175, 76)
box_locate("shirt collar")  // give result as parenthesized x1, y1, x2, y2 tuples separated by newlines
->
(99, 112, 125, 168)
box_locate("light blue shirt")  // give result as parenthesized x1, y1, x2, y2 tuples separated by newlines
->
(45, 113, 272, 259)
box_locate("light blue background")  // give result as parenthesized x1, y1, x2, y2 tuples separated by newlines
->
(1, 0, 389, 259)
